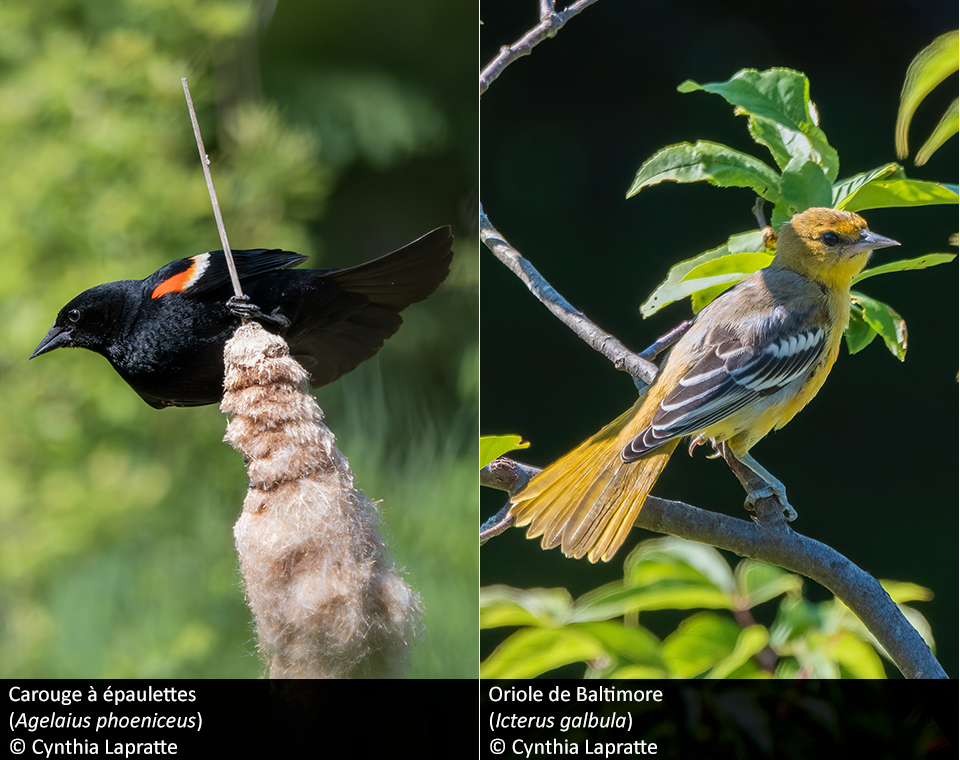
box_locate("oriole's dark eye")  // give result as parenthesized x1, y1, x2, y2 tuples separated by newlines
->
(821, 231, 840, 246)
(67, 309, 81, 322)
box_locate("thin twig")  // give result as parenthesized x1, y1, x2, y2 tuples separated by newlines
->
(480, 0, 602, 96)
(182, 77, 244, 301)
(480, 204, 660, 385)
(637, 320, 691, 362)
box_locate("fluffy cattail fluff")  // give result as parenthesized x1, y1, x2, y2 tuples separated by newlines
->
(221, 322, 420, 678)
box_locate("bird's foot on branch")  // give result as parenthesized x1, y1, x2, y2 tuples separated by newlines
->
(744, 482, 797, 522)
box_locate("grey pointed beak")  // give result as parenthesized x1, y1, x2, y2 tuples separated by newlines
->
(30, 325, 73, 359)
(853, 230, 900, 253)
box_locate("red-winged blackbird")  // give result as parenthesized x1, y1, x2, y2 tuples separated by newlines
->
(31, 227, 454, 408)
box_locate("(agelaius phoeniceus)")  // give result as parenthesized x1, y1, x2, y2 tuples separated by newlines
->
(31, 226, 454, 408)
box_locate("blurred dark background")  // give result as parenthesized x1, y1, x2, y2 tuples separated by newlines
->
(1, 0, 477, 678)
(481, 0, 957, 677)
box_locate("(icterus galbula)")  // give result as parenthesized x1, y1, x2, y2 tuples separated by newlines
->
(509, 207, 900, 562)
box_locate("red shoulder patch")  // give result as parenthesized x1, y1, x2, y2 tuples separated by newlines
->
(151, 255, 210, 299)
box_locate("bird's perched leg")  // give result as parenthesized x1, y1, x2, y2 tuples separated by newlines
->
(719, 442, 797, 522)
(226, 295, 292, 330)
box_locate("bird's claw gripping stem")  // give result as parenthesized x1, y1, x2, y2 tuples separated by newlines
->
(226, 295, 291, 330)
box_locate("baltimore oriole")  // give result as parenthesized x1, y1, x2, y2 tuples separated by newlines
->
(509, 207, 900, 562)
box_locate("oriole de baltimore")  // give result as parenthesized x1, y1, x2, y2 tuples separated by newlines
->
(509, 207, 899, 563)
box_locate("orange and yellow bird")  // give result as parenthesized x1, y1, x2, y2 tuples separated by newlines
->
(509, 207, 899, 563)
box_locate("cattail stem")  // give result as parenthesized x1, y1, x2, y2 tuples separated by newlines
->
(222, 323, 421, 678)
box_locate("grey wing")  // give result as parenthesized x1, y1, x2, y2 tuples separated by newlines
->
(623, 313, 827, 461)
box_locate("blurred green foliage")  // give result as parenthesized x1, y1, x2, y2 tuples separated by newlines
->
(1, 0, 477, 678)
(481, 537, 934, 679)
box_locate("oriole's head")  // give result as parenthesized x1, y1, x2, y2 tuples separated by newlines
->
(774, 207, 899, 290)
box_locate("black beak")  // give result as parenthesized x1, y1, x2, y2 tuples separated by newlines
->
(30, 325, 73, 359)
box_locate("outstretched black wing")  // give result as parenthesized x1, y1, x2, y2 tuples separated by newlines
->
(254, 226, 454, 387)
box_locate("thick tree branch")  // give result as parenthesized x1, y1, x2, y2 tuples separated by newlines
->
(481, 459, 946, 680)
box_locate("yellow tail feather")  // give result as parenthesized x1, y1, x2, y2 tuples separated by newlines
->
(509, 393, 678, 562)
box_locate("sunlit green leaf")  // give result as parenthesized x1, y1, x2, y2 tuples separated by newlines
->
(608, 664, 671, 678)
(707, 625, 769, 679)
(734, 560, 803, 609)
(679, 67, 839, 181)
(662, 611, 741, 678)
(639, 230, 767, 317)
(832, 163, 905, 207)
(687, 252, 773, 313)
(850, 291, 908, 360)
(881, 579, 935, 604)
(895, 30, 959, 160)
(576, 621, 664, 668)
(837, 177, 959, 212)
(480, 627, 607, 679)
(844, 311, 878, 356)
(626, 140, 781, 202)
(832, 633, 887, 679)
(479, 585, 574, 629)
(625, 536, 736, 593)
(773, 155, 833, 226)
(480, 434, 529, 469)
(853, 253, 956, 284)
(915, 97, 959, 166)
(572, 579, 733, 621)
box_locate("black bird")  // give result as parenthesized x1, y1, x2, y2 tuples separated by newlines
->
(31, 226, 454, 408)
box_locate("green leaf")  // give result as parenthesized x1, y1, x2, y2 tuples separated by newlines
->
(640, 230, 766, 317)
(480, 627, 607, 679)
(572, 579, 734, 621)
(479, 585, 574, 628)
(479, 434, 529, 469)
(707, 625, 770, 679)
(853, 253, 957, 284)
(896, 30, 960, 160)
(768, 596, 824, 647)
(832, 163, 906, 207)
(625, 536, 736, 593)
(850, 291, 908, 360)
(915, 97, 959, 166)
(608, 664, 672, 678)
(773, 155, 834, 227)
(679, 67, 839, 181)
(844, 310, 878, 355)
(626, 140, 781, 202)
(880, 579, 935, 604)
(687, 252, 773, 313)
(734, 560, 803, 609)
(836, 177, 959, 213)
(831, 633, 887, 679)
(662, 611, 742, 678)
(576, 621, 664, 668)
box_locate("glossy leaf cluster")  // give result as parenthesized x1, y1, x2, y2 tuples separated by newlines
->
(628, 68, 957, 360)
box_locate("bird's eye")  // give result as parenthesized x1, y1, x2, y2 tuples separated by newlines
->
(67, 309, 81, 322)
(821, 231, 840, 246)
